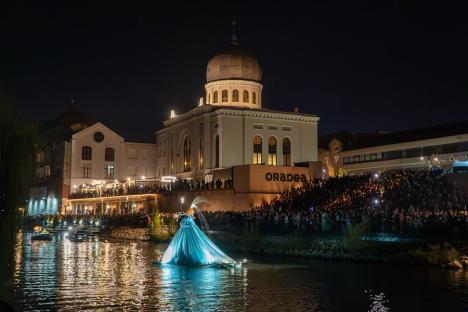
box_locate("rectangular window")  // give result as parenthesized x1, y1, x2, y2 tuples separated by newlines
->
(44, 165, 51, 177)
(105, 164, 114, 179)
(364, 154, 370, 161)
(343, 157, 349, 164)
(128, 165, 136, 176)
(441, 143, 460, 154)
(405, 148, 421, 158)
(128, 148, 138, 159)
(268, 154, 277, 165)
(253, 124, 264, 129)
(81, 163, 91, 178)
(370, 153, 377, 160)
(383, 150, 403, 160)
(353, 155, 360, 162)
(268, 125, 278, 130)
(282, 127, 292, 131)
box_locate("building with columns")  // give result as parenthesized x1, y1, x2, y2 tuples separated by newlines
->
(156, 33, 320, 183)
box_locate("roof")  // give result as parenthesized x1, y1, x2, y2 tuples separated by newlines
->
(343, 121, 468, 151)
(318, 131, 378, 150)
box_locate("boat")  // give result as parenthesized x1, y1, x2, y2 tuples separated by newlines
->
(31, 230, 53, 241)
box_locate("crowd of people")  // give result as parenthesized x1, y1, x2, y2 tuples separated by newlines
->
(203, 170, 468, 238)
(69, 178, 233, 199)
(67, 168, 468, 238)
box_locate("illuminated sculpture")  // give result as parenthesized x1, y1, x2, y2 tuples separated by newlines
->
(161, 216, 237, 267)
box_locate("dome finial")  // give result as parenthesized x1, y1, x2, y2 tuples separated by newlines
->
(231, 18, 239, 44)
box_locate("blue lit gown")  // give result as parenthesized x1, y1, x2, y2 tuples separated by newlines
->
(161, 216, 236, 266)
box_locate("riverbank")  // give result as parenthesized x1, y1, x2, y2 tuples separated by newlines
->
(97, 224, 468, 270)
(212, 231, 468, 270)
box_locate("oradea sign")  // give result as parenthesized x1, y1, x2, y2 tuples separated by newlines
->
(265, 172, 308, 182)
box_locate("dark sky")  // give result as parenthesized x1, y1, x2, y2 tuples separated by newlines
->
(2, 1, 468, 142)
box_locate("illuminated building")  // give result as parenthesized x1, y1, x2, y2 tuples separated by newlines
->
(155, 31, 320, 183)
(319, 121, 468, 177)
(28, 104, 156, 215)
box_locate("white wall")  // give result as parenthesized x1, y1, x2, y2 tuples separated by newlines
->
(70, 123, 156, 191)
(155, 105, 319, 179)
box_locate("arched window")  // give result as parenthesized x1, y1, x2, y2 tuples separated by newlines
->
(215, 135, 220, 168)
(213, 91, 218, 103)
(283, 138, 291, 166)
(105, 147, 115, 161)
(252, 135, 262, 164)
(232, 89, 239, 102)
(82, 146, 92, 160)
(183, 137, 191, 172)
(268, 136, 277, 165)
(222, 90, 228, 102)
(243, 90, 249, 103)
(253, 91, 257, 104)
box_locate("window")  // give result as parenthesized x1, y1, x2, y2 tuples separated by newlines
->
(44, 165, 51, 177)
(253, 91, 257, 104)
(405, 148, 421, 158)
(215, 135, 220, 168)
(82, 146, 92, 160)
(283, 138, 291, 166)
(105, 147, 115, 161)
(243, 90, 249, 103)
(268, 137, 277, 165)
(282, 126, 292, 131)
(128, 165, 136, 176)
(232, 89, 239, 102)
(198, 123, 204, 170)
(184, 136, 191, 172)
(222, 90, 228, 102)
(268, 125, 278, 130)
(253, 124, 263, 129)
(213, 91, 218, 103)
(343, 157, 349, 165)
(383, 150, 403, 160)
(105, 164, 114, 179)
(208, 93, 211, 104)
(81, 163, 91, 178)
(128, 148, 137, 159)
(253, 135, 262, 164)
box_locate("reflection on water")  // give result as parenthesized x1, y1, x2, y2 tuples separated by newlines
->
(11, 232, 468, 311)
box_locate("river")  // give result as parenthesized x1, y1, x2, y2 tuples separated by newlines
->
(9, 231, 468, 311)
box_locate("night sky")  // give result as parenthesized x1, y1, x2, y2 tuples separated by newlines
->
(2, 1, 468, 142)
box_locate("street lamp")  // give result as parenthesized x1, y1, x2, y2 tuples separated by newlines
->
(180, 197, 185, 212)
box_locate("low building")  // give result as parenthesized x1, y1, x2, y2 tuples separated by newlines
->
(319, 121, 468, 176)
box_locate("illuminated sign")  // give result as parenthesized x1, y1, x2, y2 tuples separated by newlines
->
(265, 172, 307, 182)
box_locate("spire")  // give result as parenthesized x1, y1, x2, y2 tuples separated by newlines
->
(231, 18, 239, 45)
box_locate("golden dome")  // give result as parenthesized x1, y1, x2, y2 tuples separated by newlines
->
(206, 41, 262, 83)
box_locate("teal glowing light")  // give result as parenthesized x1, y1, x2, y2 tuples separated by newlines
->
(161, 216, 236, 266)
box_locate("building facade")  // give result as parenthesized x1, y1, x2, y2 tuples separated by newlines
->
(156, 34, 319, 182)
(319, 122, 468, 176)
(28, 108, 156, 215)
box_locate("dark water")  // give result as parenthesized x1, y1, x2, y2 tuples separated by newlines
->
(9, 231, 468, 311)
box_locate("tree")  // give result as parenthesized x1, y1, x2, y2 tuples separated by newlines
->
(0, 88, 36, 301)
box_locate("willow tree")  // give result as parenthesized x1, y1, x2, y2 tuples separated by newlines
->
(0, 89, 36, 301)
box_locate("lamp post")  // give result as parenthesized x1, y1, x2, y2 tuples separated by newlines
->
(180, 197, 185, 213)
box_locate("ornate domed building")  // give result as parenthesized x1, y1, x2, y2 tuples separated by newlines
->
(205, 35, 263, 108)
(155, 29, 321, 210)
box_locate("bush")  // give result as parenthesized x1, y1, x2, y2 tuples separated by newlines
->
(407, 243, 459, 265)
(343, 221, 369, 250)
